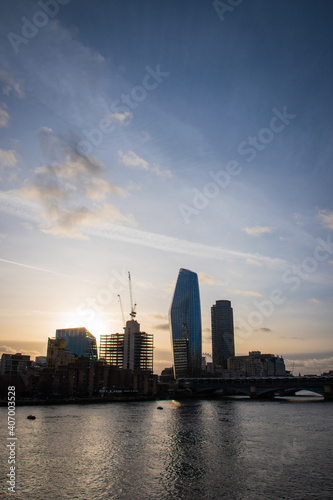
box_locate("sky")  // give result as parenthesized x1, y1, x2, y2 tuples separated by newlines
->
(0, 0, 332, 375)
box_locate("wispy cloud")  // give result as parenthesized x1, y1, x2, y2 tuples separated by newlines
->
(105, 111, 132, 125)
(198, 273, 217, 285)
(0, 190, 288, 263)
(118, 149, 172, 178)
(0, 149, 17, 168)
(318, 209, 333, 230)
(232, 290, 263, 297)
(246, 258, 263, 267)
(243, 226, 273, 236)
(7, 128, 133, 238)
(0, 70, 24, 98)
(0, 104, 9, 127)
(308, 297, 320, 304)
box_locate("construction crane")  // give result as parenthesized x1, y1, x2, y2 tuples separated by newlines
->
(117, 294, 126, 330)
(128, 271, 137, 319)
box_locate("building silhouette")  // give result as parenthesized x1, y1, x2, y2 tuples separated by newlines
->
(0, 353, 33, 375)
(211, 300, 235, 369)
(100, 333, 124, 367)
(46, 338, 76, 369)
(55, 327, 98, 361)
(169, 268, 202, 378)
(228, 351, 286, 377)
(99, 320, 153, 373)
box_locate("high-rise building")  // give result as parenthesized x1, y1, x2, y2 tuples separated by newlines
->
(100, 321, 153, 372)
(123, 320, 153, 372)
(55, 327, 98, 361)
(169, 268, 202, 378)
(100, 333, 124, 367)
(211, 300, 235, 369)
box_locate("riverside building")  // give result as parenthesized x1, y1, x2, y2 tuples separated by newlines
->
(211, 300, 235, 369)
(169, 268, 202, 378)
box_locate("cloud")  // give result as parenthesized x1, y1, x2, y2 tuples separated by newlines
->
(232, 290, 263, 297)
(0, 149, 17, 168)
(0, 71, 24, 98)
(149, 314, 168, 321)
(243, 226, 273, 236)
(318, 209, 333, 230)
(257, 327, 272, 332)
(105, 111, 133, 125)
(9, 128, 133, 238)
(246, 258, 263, 267)
(198, 273, 217, 285)
(279, 336, 304, 340)
(0, 191, 287, 264)
(284, 356, 333, 374)
(308, 298, 320, 304)
(155, 323, 170, 331)
(0, 104, 9, 127)
(118, 150, 172, 178)
(119, 150, 149, 170)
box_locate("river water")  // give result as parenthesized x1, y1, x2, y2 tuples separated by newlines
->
(1, 396, 332, 499)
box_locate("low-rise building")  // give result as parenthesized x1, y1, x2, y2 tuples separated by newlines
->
(227, 351, 286, 377)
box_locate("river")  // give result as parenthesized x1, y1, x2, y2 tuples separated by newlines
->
(1, 395, 332, 499)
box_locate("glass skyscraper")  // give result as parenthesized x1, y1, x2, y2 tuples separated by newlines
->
(211, 300, 234, 369)
(55, 327, 98, 362)
(169, 268, 202, 378)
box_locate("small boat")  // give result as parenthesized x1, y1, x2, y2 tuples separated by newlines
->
(157, 406, 163, 410)
(27, 415, 36, 420)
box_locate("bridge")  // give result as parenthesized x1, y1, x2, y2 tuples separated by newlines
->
(174, 376, 333, 399)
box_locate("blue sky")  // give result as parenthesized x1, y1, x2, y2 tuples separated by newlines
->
(0, 0, 332, 374)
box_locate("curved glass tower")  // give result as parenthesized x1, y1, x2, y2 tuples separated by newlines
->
(169, 268, 202, 378)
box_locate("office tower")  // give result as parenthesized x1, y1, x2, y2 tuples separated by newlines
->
(211, 300, 234, 369)
(169, 268, 202, 378)
(100, 321, 153, 372)
(55, 327, 98, 361)
(100, 333, 124, 367)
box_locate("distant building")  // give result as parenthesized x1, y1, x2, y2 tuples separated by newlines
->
(0, 353, 33, 375)
(123, 320, 153, 372)
(55, 327, 98, 361)
(169, 268, 202, 378)
(159, 367, 174, 382)
(228, 351, 286, 377)
(211, 300, 235, 369)
(100, 320, 153, 373)
(46, 338, 76, 370)
(100, 333, 124, 367)
(35, 356, 47, 366)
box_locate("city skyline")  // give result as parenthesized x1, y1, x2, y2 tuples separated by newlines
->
(0, 1, 333, 376)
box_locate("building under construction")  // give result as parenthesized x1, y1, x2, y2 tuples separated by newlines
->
(100, 321, 153, 373)
(99, 272, 154, 373)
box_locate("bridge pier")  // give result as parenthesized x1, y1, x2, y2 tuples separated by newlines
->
(323, 385, 333, 400)
(249, 386, 257, 398)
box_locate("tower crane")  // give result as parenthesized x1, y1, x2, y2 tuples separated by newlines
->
(128, 271, 137, 319)
(117, 294, 126, 331)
